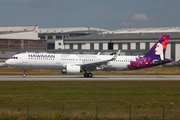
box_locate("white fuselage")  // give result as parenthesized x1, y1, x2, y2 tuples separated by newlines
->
(5, 53, 136, 71)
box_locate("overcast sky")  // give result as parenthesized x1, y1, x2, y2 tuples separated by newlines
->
(0, 0, 180, 30)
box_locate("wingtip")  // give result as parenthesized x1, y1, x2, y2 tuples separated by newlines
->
(97, 52, 100, 55)
(114, 50, 121, 58)
(117, 50, 121, 55)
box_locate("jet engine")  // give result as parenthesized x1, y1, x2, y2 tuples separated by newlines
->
(61, 65, 81, 74)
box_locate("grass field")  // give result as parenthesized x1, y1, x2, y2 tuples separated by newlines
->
(0, 81, 180, 120)
(0, 65, 180, 75)
(0, 66, 180, 119)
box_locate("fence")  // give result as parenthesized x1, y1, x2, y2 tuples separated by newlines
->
(0, 105, 179, 120)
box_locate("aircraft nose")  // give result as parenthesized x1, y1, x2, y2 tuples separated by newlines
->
(5, 59, 11, 65)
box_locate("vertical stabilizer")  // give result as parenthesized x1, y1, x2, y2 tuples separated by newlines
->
(144, 34, 170, 60)
(127, 34, 171, 70)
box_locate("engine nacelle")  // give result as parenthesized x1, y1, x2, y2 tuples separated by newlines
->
(61, 65, 81, 74)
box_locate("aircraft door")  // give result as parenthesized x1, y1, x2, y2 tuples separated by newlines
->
(56, 56, 61, 64)
(22, 54, 27, 63)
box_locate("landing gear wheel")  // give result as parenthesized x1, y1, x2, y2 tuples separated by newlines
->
(84, 73, 93, 78)
(88, 73, 93, 78)
(84, 73, 89, 77)
(22, 74, 26, 77)
(22, 69, 26, 77)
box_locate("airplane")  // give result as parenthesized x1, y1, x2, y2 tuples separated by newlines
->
(5, 34, 171, 78)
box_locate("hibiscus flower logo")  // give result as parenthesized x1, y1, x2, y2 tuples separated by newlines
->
(127, 57, 151, 70)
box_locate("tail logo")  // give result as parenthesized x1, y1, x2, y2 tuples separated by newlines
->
(127, 34, 170, 70)
(155, 38, 168, 60)
(155, 42, 164, 60)
(162, 39, 168, 49)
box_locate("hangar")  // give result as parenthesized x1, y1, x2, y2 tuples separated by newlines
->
(38, 27, 107, 49)
(1, 26, 180, 62)
(0, 26, 47, 58)
(39, 27, 180, 61)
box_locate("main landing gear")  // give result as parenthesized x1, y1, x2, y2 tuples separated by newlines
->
(84, 72, 93, 78)
(22, 69, 26, 77)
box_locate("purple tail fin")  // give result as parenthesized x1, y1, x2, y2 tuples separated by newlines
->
(144, 34, 170, 61)
(127, 34, 171, 70)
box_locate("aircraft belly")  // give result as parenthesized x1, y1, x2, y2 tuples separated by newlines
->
(14, 60, 63, 69)
(108, 62, 128, 70)
(30, 62, 63, 69)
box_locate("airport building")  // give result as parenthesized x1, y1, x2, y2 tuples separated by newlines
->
(38, 27, 107, 49)
(0, 26, 47, 58)
(1, 26, 180, 61)
(39, 27, 180, 61)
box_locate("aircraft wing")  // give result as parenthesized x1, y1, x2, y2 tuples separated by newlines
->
(80, 50, 120, 70)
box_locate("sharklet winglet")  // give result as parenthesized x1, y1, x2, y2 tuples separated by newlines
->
(110, 50, 121, 61)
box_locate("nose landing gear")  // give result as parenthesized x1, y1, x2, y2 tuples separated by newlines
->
(22, 69, 26, 77)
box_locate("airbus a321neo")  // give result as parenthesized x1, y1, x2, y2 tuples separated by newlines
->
(5, 34, 171, 77)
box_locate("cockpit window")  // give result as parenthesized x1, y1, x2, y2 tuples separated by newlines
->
(11, 57, 18, 59)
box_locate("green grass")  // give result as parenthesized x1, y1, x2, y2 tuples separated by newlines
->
(1, 65, 180, 75)
(0, 81, 180, 120)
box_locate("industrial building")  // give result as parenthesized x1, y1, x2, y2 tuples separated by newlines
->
(0, 26, 47, 58)
(38, 27, 107, 49)
(39, 27, 180, 61)
(1, 26, 180, 62)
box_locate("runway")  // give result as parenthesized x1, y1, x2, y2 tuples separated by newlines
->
(0, 75, 180, 81)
